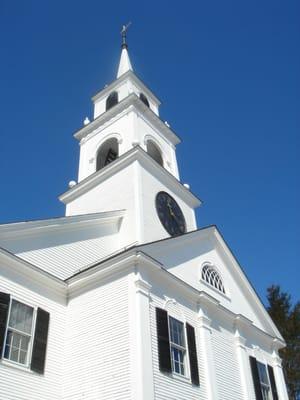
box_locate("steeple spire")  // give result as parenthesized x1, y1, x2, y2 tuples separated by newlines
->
(117, 23, 133, 78)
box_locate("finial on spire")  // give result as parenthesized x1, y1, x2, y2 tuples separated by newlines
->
(117, 22, 133, 78)
(121, 22, 131, 49)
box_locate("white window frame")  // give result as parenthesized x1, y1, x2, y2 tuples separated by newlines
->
(2, 297, 37, 368)
(201, 263, 226, 295)
(168, 316, 187, 377)
(257, 361, 273, 400)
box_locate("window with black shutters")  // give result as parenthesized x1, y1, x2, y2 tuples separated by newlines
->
(156, 307, 200, 386)
(0, 292, 49, 374)
(249, 356, 278, 400)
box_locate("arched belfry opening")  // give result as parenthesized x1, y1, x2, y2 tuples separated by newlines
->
(106, 91, 118, 111)
(146, 140, 163, 167)
(96, 138, 119, 171)
(139, 93, 150, 107)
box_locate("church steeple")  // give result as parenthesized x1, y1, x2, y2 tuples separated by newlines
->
(117, 23, 133, 78)
(60, 35, 200, 244)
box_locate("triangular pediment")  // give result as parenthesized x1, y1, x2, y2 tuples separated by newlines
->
(138, 226, 283, 341)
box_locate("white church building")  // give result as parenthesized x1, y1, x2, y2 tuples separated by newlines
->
(0, 33, 289, 400)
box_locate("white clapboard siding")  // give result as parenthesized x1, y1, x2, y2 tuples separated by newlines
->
(62, 274, 131, 400)
(15, 232, 120, 280)
(0, 276, 66, 400)
(211, 326, 243, 400)
(150, 294, 207, 400)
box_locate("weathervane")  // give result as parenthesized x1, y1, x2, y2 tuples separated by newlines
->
(121, 22, 131, 49)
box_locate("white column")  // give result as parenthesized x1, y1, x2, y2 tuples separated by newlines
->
(272, 349, 289, 400)
(198, 308, 219, 400)
(130, 273, 155, 400)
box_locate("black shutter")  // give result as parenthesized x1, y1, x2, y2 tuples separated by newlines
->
(156, 307, 172, 373)
(31, 308, 50, 374)
(249, 356, 263, 400)
(0, 292, 10, 359)
(268, 365, 279, 400)
(186, 323, 200, 386)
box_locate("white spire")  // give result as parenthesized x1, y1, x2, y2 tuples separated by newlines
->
(117, 46, 133, 78)
(117, 23, 133, 78)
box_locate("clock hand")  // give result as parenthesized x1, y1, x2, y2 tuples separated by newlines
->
(166, 199, 176, 218)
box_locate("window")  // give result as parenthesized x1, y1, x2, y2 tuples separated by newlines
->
(106, 91, 118, 111)
(249, 356, 279, 400)
(96, 138, 119, 171)
(0, 292, 50, 374)
(169, 316, 186, 375)
(139, 93, 150, 107)
(201, 264, 225, 294)
(146, 140, 163, 167)
(4, 300, 34, 366)
(155, 307, 200, 385)
(257, 362, 272, 400)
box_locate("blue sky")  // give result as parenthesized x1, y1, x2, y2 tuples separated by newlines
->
(0, 0, 299, 304)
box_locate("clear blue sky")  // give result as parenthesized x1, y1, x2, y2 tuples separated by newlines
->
(0, 0, 299, 304)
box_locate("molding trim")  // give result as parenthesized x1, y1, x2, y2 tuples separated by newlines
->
(234, 332, 247, 349)
(163, 296, 177, 309)
(135, 277, 152, 296)
(74, 93, 180, 145)
(59, 146, 201, 208)
(0, 210, 125, 239)
(91, 70, 161, 106)
(198, 315, 212, 329)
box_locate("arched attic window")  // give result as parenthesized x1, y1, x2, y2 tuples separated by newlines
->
(139, 93, 150, 107)
(146, 140, 163, 167)
(201, 265, 225, 294)
(96, 138, 119, 171)
(106, 91, 118, 111)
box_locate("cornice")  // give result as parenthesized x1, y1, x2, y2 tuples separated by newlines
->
(59, 146, 201, 208)
(91, 70, 161, 106)
(73, 93, 180, 145)
(0, 210, 125, 239)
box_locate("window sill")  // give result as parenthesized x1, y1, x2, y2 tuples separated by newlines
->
(0, 359, 35, 375)
(200, 279, 231, 301)
(172, 372, 191, 383)
(162, 370, 191, 384)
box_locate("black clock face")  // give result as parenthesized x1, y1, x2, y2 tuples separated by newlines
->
(155, 191, 186, 236)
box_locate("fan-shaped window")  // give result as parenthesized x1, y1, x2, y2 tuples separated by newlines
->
(96, 138, 119, 171)
(106, 91, 118, 111)
(140, 93, 150, 107)
(146, 140, 163, 167)
(201, 265, 225, 294)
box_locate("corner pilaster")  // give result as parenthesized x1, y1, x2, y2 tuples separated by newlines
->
(234, 316, 253, 400)
(129, 272, 154, 400)
(198, 306, 219, 400)
(271, 341, 289, 400)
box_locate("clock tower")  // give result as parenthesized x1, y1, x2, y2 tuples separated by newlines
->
(59, 37, 201, 249)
